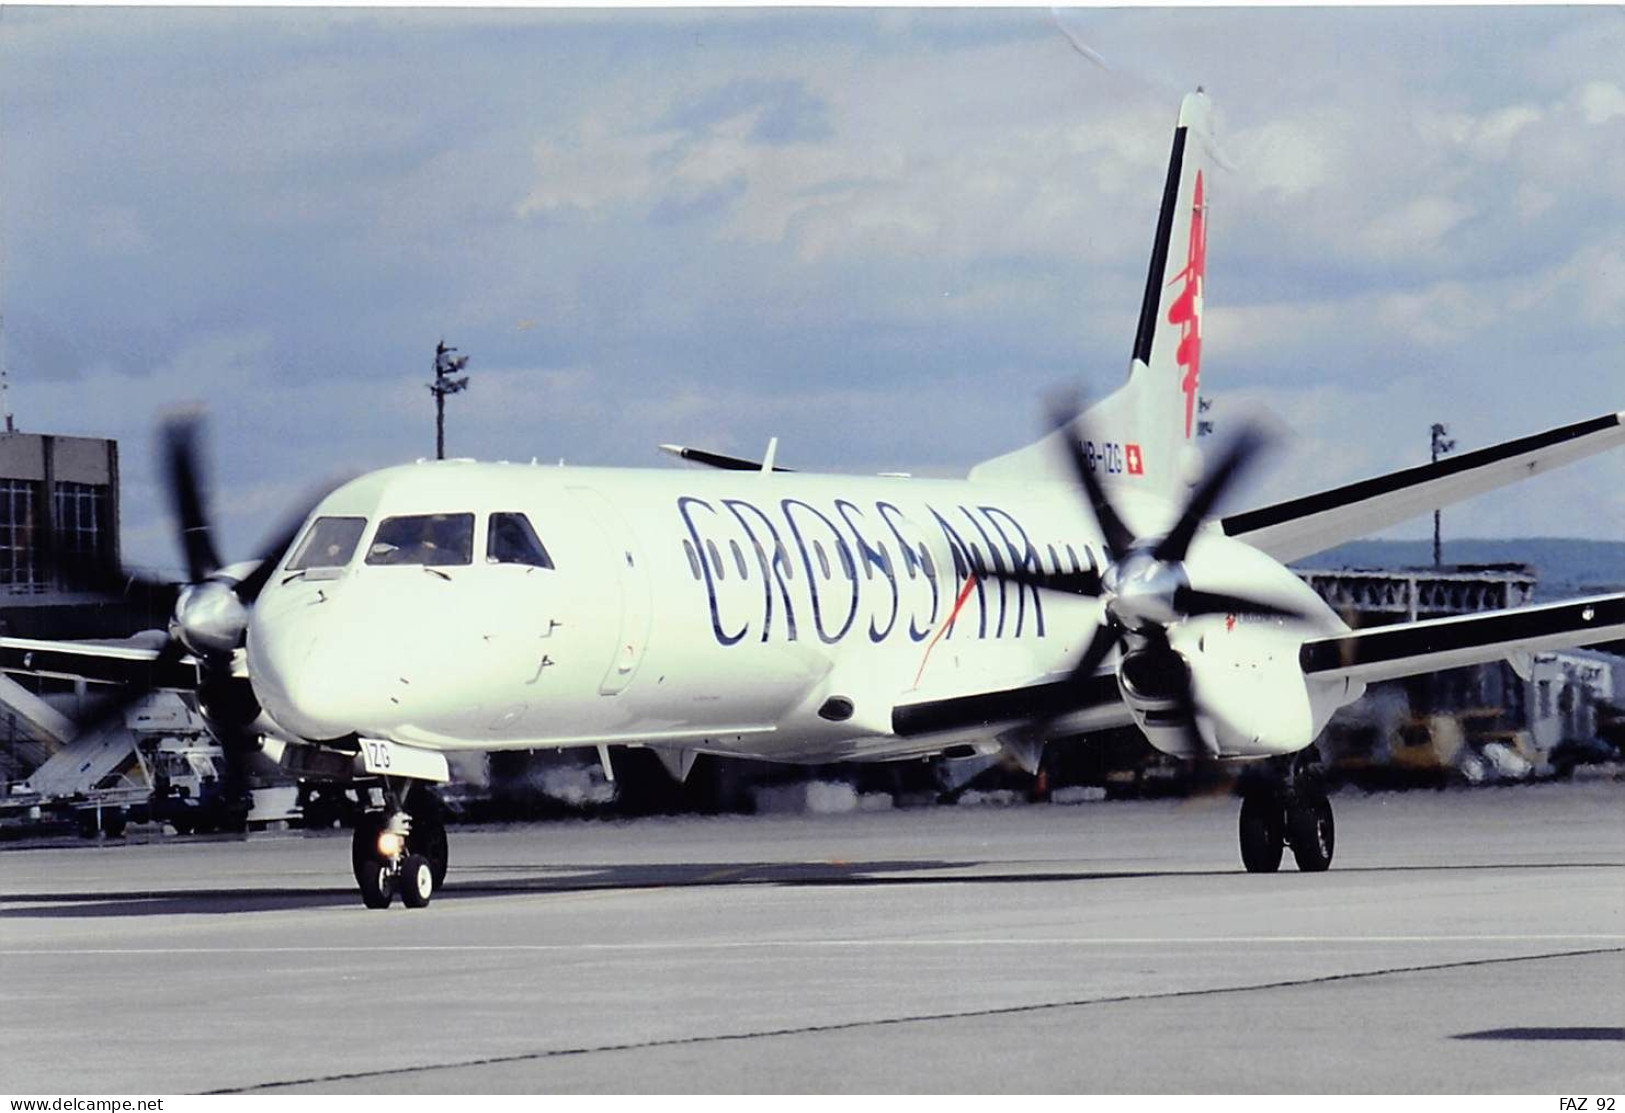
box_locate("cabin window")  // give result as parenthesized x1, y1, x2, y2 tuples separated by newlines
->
(683, 540, 702, 580)
(366, 513, 474, 567)
(777, 540, 794, 580)
(705, 539, 725, 581)
(287, 516, 367, 571)
(486, 512, 554, 569)
(918, 543, 936, 580)
(730, 539, 749, 580)
(814, 541, 831, 579)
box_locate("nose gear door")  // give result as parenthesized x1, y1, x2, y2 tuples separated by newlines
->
(567, 487, 652, 695)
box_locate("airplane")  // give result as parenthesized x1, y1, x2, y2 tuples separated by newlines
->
(4, 90, 1622, 909)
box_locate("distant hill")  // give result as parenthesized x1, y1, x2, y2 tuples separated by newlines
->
(1293, 538, 1625, 603)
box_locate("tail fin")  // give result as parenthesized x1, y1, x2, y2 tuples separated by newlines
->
(970, 90, 1217, 500)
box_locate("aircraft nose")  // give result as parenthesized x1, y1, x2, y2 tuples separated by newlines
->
(250, 618, 379, 741)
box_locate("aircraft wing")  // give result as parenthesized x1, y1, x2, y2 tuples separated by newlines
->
(891, 669, 1131, 740)
(0, 636, 199, 690)
(1299, 593, 1625, 686)
(1222, 412, 1625, 562)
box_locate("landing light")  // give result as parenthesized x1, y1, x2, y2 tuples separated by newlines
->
(376, 831, 405, 858)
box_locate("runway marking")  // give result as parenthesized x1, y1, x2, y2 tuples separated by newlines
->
(207, 945, 1625, 1094)
(6, 933, 1625, 957)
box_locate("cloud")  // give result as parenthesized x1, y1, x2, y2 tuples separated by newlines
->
(1573, 80, 1625, 126)
(517, 122, 681, 219)
(660, 77, 834, 145)
(5, 5, 1624, 575)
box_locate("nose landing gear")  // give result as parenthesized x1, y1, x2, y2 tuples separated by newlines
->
(1238, 753, 1334, 873)
(351, 781, 449, 908)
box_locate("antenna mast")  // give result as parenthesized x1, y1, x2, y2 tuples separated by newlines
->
(1, 314, 14, 434)
(1430, 422, 1456, 568)
(428, 340, 471, 460)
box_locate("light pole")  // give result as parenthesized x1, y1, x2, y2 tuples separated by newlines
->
(1431, 422, 1456, 568)
(429, 341, 471, 460)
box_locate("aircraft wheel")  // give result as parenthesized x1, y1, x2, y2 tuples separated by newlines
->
(352, 812, 387, 885)
(1239, 790, 1284, 873)
(358, 858, 394, 909)
(1287, 788, 1335, 872)
(407, 790, 449, 890)
(400, 854, 434, 909)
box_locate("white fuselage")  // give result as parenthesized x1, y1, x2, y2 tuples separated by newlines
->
(246, 460, 1356, 764)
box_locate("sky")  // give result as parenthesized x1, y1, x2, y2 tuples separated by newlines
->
(3, 5, 1624, 579)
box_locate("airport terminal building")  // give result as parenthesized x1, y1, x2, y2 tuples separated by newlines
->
(0, 429, 140, 639)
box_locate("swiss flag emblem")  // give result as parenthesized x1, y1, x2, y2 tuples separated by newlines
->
(1125, 443, 1144, 476)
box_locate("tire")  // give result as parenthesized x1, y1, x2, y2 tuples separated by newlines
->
(400, 854, 434, 909)
(407, 792, 449, 891)
(1287, 789, 1335, 872)
(1239, 791, 1284, 873)
(103, 809, 127, 839)
(358, 858, 394, 909)
(352, 812, 388, 886)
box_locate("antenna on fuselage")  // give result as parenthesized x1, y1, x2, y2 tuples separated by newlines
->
(761, 437, 779, 474)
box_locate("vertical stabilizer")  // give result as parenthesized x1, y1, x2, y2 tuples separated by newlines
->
(970, 91, 1217, 505)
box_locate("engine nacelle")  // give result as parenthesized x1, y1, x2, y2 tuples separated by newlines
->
(1119, 621, 1348, 760)
(1116, 643, 1198, 754)
(171, 578, 250, 657)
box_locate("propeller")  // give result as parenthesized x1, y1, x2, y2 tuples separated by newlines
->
(49, 414, 335, 804)
(993, 396, 1306, 767)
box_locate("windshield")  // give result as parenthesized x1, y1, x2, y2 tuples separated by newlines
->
(487, 512, 553, 569)
(366, 513, 475, 567)
(286, 516, 368, 571)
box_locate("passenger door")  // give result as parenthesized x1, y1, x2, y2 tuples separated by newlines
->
(567, 487, 652, 695)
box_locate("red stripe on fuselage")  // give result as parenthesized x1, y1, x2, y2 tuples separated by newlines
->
(912, 573, 980, 688)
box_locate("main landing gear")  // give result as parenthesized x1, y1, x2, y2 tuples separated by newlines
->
(351, 781, 450, 909)
(1238, 752, 1334, 873)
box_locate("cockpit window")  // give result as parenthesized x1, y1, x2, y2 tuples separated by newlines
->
(366, 513, 475, 567)
(286, 516, 368, 571)
(486, 512, 553, 569)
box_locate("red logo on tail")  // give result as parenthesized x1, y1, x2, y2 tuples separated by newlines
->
(1166, 171, 1206, 439)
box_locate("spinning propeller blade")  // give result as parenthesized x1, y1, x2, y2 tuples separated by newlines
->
(162, 414, 223, 584)
(1048, 394, 1136, 560)
(984, 401, 1299, 771)
(1153, 424, 1268, 564)
(33, 412, 339, 801)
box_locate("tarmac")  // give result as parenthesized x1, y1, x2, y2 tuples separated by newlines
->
(2, 780, 1622, 1094)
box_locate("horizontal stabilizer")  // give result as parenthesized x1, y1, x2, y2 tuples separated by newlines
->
(1223, 412, 1625, 562)
(659, 444, 794, 473)
(1300, 593, 1625, 685)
